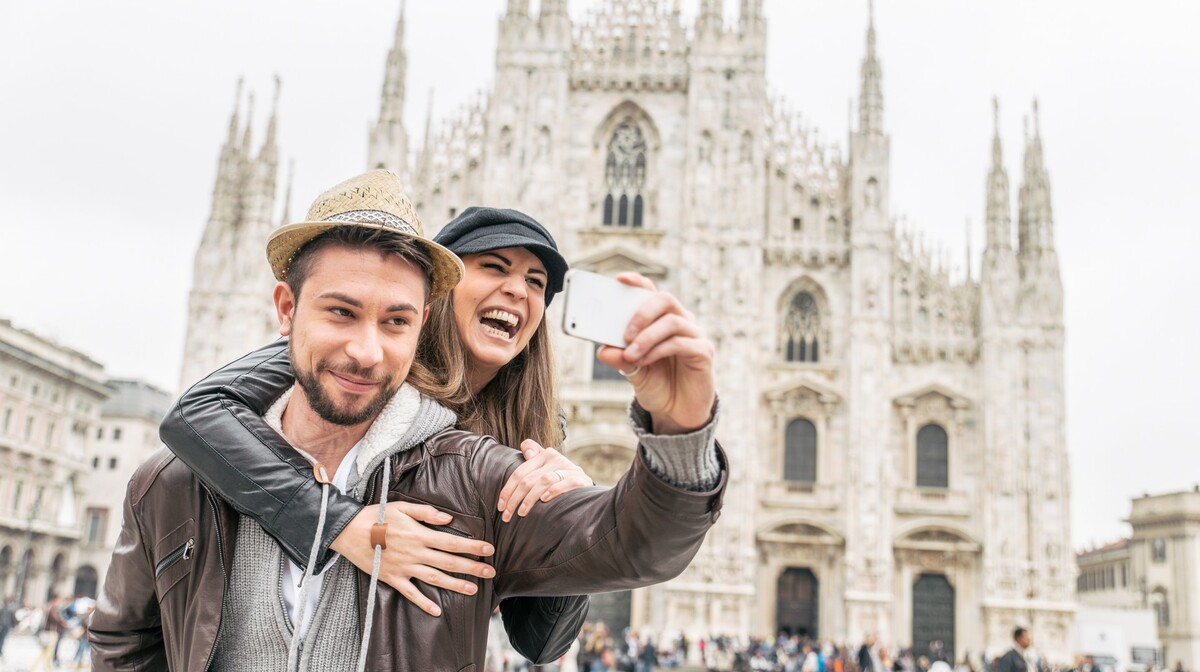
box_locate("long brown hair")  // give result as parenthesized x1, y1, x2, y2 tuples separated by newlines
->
(411, 292, 561, 449)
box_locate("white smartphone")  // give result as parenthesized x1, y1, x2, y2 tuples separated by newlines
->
(561, 269, 655, 348)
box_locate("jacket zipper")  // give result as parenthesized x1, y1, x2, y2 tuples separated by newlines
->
(202, 494, 229, 672)
(154, 538, 195, 578)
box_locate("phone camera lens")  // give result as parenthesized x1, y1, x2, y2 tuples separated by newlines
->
(571, 322, 577, 329)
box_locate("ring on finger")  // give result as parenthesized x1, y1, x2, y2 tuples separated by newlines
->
(618, 366, 641, 378)
(555, 469, 566, 483)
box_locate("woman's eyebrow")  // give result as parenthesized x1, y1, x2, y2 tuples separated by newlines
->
(481, 251, 512, 266)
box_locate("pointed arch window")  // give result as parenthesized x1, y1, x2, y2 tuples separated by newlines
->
(603, 122, 647, 228)
(916, 423, 949, 488)
(784, 418, 817, 484)
(783, 292, 822, 363)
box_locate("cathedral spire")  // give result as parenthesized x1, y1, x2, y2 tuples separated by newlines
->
(858, 0, 884, 136)
(506, 0, 528, 17)
(696, 0, 722, 38)
(538, 0, 570, 42)
(262, 75, 281, 158)
(1018, 98, 1054, 256)
(368, 1, 410, 173)
(740, 0, 764, 36)
(985, 97, 1012, 252)
(241, 93, 255, 154)
(540, 0, 567, 19)
(279, 158, 294, 225)
(227, 78, 243, 145)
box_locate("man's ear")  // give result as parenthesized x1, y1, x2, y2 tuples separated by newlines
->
(274, 282, 296, 336)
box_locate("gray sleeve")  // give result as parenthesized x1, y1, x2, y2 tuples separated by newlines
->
(629, 396, 721, 492)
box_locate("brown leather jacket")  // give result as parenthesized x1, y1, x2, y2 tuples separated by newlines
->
(90, 430, 725, 671)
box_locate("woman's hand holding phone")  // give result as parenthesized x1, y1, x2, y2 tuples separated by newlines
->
(594, 273, 716, 435)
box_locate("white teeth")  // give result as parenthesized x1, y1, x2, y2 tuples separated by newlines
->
(482, 324, 513, 339)
(481, 309, 519, 328)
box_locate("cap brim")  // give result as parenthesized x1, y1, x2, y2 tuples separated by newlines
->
(266, 221, 465, 300)
(449, 232, 568, 292)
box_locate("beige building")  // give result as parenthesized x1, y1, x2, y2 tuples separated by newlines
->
(1079, 489, 1200, 670)
(0, 318, 109, 605)
(1077, 540, 1136, 610)
(75, 379, 172, 598)
(179, 1, 1073, 660)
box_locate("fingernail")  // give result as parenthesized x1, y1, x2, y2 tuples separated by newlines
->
(502, 511, 511, 523)
(541, 493, 550, 501)
(626, 343, 641, 358)
(436, 512, 452, 522)
(497, 499, 506, 511)
(431, 606, 442, 617)
(518, 505, 528, 516)
(466, 584, 478, 595)
(482, 544, 494, 555)
(484, 567, 496, 578)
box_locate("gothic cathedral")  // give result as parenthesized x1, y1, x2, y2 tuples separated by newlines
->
(179, 0, 1073, 659)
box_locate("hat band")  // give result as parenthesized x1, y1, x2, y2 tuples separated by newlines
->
(325, 209, 417, 235)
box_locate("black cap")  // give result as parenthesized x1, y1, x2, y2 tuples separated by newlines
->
(434, 207, 569, 304)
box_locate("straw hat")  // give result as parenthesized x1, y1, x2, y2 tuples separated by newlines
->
(266, 169, 464, 299)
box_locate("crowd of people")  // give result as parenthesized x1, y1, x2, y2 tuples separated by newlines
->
(0, 592, 94, 670)
(485, 622, 1180, 672)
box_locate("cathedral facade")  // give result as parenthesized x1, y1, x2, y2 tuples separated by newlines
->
(179, 0, 1073, 660)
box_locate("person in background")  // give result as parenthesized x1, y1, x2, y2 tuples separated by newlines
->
(997, 628, 1033, 672)
(0, 594, 16, 659)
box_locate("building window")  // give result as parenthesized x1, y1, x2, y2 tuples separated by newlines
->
(916, 424, 949, 488)
(92, 457, 99, 469)
(96, 427, 103, 440)
(113, 427, 122, 441)
(1152, 538, 1167, 563)
(85, 508, 108, 546)
(792, 217, 803, 232)
(782, 292, 822, 363)
(2, 408, 10, 434)
(592, 344, 625, 382)
(23, 417, 33, 442)
(783, 418, 817, 484)
(108, 457, 118, 470)
(602, 121, 647, 228)
(11, 481, 22, 514)
(1153, 588, 1169, 627)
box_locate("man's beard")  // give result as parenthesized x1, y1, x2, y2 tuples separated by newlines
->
(292, 349, 397, 427)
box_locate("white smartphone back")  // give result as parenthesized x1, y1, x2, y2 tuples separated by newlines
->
(561, 269, 655, 348)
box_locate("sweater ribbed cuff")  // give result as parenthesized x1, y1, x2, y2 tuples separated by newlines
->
(629, 396, 721, 492)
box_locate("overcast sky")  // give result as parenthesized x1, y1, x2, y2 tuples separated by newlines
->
(1, 0, 1197, 548)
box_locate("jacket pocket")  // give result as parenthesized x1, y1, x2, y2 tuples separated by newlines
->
(154, 518, 196, 600)
(458, 666, 476, 672)
(387, 492, 484, 542)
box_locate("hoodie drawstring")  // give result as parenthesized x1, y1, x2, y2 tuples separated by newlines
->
(287, 467, 332, 670)
(355, 455, 391, 672)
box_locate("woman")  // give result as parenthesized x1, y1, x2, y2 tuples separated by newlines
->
(162, 206, 594, 663)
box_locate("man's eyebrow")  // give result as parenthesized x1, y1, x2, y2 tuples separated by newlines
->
(318, 292, 362, 308)
(385, 302, 420, 314)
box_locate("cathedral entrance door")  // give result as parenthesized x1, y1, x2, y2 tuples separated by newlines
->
(912, 573, 955, 662)
(588, 590, 632, 633)
(776, 567, 818, 637)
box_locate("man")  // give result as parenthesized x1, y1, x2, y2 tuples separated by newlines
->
(858, 633, 883, 672)
(0, 594, 15, 658)
(997, 628, 1033, 672)
(90, 170, 725, 671)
